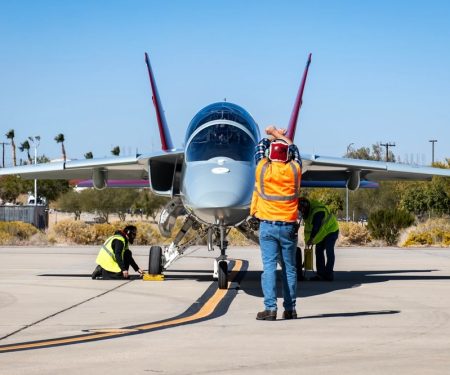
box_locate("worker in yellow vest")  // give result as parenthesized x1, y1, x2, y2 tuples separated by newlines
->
(91, 225, 144, 280)
(251, 125, 302, 320)
(298, 198, 339, 281)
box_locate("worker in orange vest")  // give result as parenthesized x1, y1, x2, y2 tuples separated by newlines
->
(251, 125, 302, 320)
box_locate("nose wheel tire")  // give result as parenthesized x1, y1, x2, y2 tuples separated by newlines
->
(149, 246, 163, 274)
(218, 261, 228, 289)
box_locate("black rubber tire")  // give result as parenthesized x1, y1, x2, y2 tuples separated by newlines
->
(148, 246, 163, 275)
(218, 261, 228, 289)
(296, 246, 304, 280)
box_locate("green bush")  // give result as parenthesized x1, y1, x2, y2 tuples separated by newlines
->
(368, 209, 415, 245)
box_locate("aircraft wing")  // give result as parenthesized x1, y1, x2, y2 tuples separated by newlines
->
(0, 150, 184, 194)
(301, 153, 450, 190)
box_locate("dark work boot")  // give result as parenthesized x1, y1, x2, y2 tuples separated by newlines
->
(91, 265, 102, 279)
(256, 310, 277, 321)
(282, 310, 298, 320)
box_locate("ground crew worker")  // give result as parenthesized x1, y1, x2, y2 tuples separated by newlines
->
(251, 125, 302, 320)
(298, 198, 339, 281)
(91, 225, 144, 280)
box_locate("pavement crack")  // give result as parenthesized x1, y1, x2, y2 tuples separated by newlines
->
(0, 280, 132, 341)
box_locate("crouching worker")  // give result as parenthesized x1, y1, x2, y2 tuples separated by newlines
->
(91, 225, 144, 280)
(298, 198, 339, 281)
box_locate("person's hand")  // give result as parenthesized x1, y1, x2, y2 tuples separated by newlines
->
(265, 125, 276, 135)
(122, 270, 129, 279)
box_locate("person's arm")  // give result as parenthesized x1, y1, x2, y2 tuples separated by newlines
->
(265, 126, 292, 145)
(288, 144, 302, 168)
(128, 253, 143, 275)
(255, 138, 271, 164)
(112, 239, 128, 277)
(309, 211, 325, 244)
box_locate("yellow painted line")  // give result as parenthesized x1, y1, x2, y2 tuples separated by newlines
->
(0, 260, 243, 353)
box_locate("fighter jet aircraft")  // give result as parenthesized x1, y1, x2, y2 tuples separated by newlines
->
(1, 53, 448, 288)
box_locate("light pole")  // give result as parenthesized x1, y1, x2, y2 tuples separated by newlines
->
(429, 140, 437, 164)
(28, 136, 40, 205)
(345, 143, 354, 221)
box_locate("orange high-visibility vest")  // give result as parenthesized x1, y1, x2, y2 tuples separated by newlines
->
(250, 158, 301, 222)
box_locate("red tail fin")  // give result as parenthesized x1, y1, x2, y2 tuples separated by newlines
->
(145, 53, 174, 151)
(286, 53, 312, 141)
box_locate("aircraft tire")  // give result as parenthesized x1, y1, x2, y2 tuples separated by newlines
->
(218, 261, 228, 289)
(149, 246, 163, 275)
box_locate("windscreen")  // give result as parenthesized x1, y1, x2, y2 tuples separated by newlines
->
(185, 102, 260, 144)
(186, 123, 255, 162)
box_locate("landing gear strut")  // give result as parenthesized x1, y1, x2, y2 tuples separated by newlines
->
(211, 226, 229, 289)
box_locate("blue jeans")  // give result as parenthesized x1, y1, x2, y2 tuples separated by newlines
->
(259, 221, 297, 311)
(315, 230, 339, 280)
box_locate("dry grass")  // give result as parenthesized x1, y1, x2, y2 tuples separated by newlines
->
(400, 218, 450, 247)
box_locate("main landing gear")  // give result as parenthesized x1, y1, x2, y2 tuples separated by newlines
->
(148, 215, 231, 289)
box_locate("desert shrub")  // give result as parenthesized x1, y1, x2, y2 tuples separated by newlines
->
(0, 221, 38, 243)
(368, 209, 415, 246)
(338, 222, 370, 245)
(0, 231, 13, 245)
(401, 218, 450, 247)
(51, 220, 98, 244)
(228, 228, 254, 246)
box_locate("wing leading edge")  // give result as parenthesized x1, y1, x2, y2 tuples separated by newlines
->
(301, 153, 450, 190)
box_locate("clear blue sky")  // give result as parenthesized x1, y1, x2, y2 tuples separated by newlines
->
(0, 0, 449, 165)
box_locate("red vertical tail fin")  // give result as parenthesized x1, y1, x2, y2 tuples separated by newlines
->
(145, 52, 174, 151)
(286, 53, 312, 141)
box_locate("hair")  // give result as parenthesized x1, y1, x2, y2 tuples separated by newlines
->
(298, 197, 310, 215)
(123, 225, 137, 236)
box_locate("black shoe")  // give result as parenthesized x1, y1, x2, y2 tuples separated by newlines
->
(309, 275, 323, 281)
(256, 310, 277, 321)
(282, 310, 298, 320)
(91, 265, 102, 279)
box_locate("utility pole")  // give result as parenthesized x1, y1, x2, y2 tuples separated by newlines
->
(429, 139, 437, 164)
(0, 142, 9, 167)
(380, 142, 396, 162)
(345, 143, 354, 222)
(28, 136, 40, 205)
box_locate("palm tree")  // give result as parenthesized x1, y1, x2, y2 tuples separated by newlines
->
(18, 140, 33, 164)
(84, 151, 93, 159)
(5, 129, 16, 166)
(54, 133, 66, 162)
(111, 146, 120, 156)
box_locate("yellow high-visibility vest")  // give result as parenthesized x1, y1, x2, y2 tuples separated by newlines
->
(96, 235, 127, 273)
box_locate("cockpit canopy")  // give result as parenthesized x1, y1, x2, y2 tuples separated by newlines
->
(185, 102, 260, 162)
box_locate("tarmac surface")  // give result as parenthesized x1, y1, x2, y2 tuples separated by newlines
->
(1, 245, 450, 374)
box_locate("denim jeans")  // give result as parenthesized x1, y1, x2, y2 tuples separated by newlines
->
(315, 230, 339, 280)
(259, 221, 297, 311)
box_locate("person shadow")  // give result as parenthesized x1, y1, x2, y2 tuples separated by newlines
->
(239, 268, 450, 319)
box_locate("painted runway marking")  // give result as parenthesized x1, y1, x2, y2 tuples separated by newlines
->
(0, 259, 247, 353)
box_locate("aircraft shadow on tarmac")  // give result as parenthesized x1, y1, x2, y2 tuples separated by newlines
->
(41, 268, 450, 290)
(239, 269, 450, 300)
(39, 270, 214, 282)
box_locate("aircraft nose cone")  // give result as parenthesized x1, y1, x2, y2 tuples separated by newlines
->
(181, 160, 255, 224)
